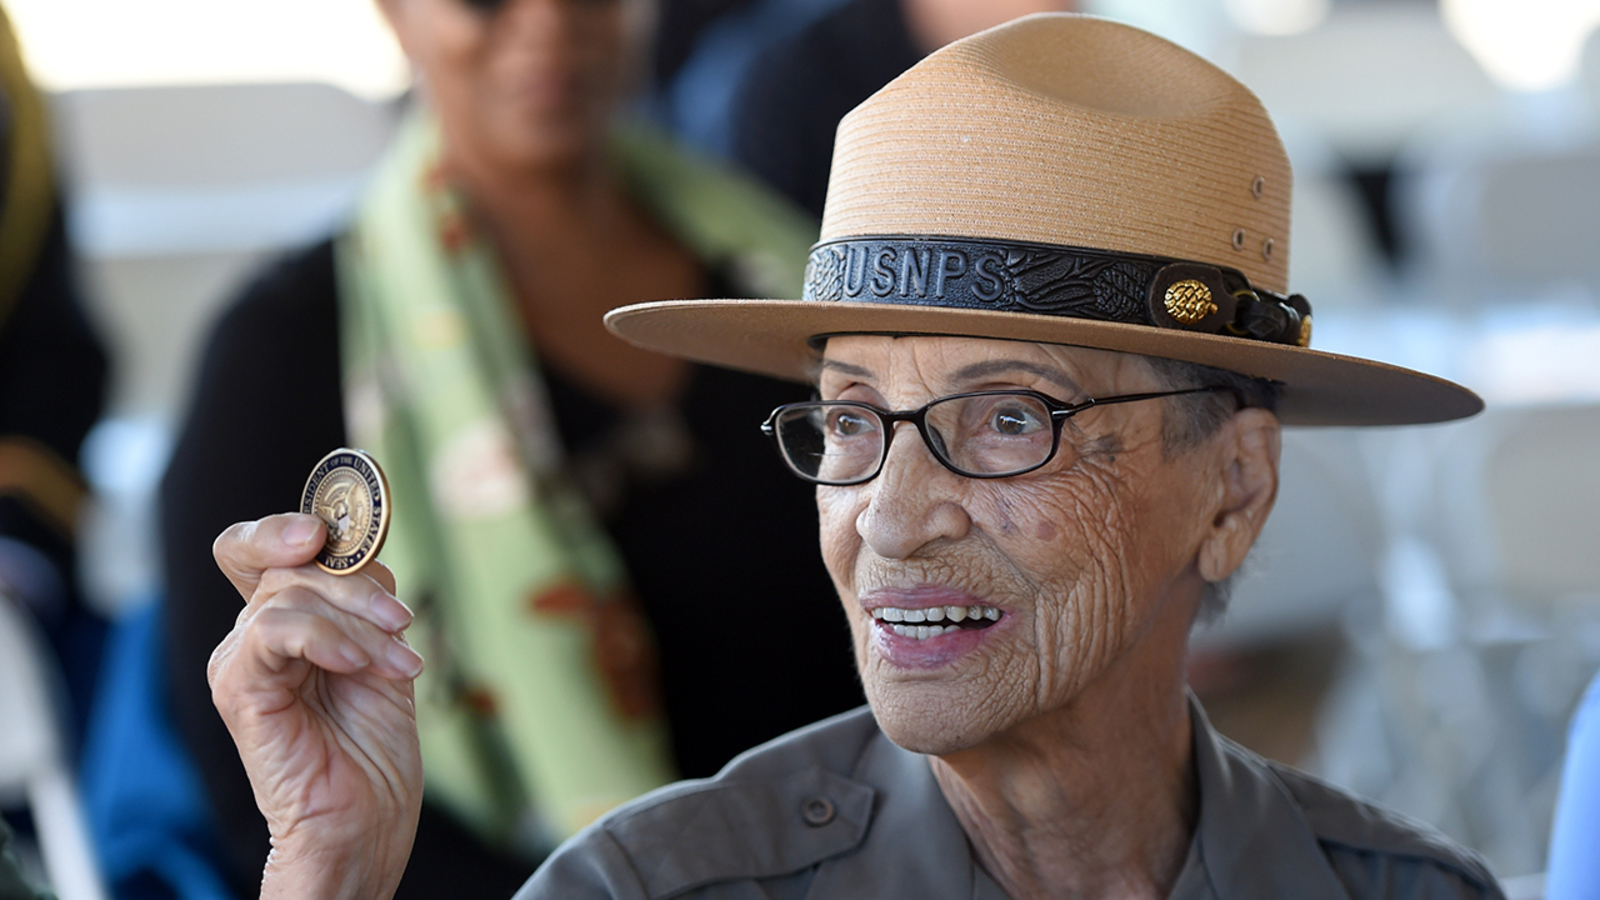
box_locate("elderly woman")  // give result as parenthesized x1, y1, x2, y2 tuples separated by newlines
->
(203, 14, 1505, 900)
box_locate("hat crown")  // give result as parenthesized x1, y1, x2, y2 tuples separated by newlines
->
(820, 13, 1293, 294)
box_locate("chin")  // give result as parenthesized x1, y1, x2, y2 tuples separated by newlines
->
(863, 680, 1014, 757)
(504, 129, 592, 170)
(484, 107, 603, 170)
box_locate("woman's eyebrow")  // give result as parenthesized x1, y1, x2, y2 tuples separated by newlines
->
(818, 360, 874, 379)
(948, 360, 1084, 395)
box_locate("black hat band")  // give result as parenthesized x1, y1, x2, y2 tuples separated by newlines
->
(801, 236, 1313, 348)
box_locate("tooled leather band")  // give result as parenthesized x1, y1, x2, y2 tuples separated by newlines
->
(801, 236, 1313, 348)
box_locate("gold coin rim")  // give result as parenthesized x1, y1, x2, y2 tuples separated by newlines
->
(300, 447, 391, 576)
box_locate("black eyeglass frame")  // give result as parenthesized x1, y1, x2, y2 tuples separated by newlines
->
(760, 386, 1237, 486)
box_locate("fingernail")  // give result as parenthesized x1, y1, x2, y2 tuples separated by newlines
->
(370, 591, 414, 632)
(284, 517, 319, 546)
(340, 643, 371, 668)
(387, 640, 424, 678)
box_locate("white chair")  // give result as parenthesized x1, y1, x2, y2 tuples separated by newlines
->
(0, 591, 108, 900)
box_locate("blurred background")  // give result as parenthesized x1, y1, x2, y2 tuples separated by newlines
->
(0, 0, 1596, 897)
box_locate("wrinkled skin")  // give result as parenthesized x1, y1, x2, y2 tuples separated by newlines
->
(816, 335, 1281, 898)
(818, 335, 1277, 754)
(207, 515, 425, 900)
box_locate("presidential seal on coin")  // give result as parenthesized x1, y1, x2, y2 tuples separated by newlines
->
(300, 448, 390, 575)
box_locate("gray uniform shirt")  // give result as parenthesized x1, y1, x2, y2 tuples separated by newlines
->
(515, 702, 1503, 899)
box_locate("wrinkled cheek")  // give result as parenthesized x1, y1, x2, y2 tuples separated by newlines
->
(843, 608, 876, 672)
(1033, 482, 1143, 703)
(815, 487, 863, 594)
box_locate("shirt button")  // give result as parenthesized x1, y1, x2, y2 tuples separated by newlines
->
(801, 796, 836, 827)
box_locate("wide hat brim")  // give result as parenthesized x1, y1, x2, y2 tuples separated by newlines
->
(605, 299, 1483, 427)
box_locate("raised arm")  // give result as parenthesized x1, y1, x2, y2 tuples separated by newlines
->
(207, 513, 424, 900)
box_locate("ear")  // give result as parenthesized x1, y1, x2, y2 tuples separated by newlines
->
(1196, 408, 1281, 583)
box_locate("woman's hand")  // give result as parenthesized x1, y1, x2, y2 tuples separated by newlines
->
(207, 513, 424, 900)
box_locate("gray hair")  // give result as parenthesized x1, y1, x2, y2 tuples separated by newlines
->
(1142, 356, 1280, 622)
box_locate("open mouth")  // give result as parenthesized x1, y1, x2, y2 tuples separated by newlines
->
(870, 605, 1003, 640)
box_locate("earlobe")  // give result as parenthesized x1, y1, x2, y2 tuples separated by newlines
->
(1196, 409, 1281, 583)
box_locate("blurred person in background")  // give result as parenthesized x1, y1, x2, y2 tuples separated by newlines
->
(158, 0, 862, 896)
(0, 2, 108, 895)
(1546, 670, 1600, 899)
(729, 0, 1077, 218)
(0, 0, 109, 748)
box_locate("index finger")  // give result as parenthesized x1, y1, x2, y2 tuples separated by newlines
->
(213, 513, 327, 603)
(365, 560, 397, 596)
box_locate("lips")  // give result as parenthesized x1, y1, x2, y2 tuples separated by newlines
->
(859, 587, 1007, 666)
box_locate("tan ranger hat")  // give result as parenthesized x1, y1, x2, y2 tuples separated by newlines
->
(606, 13, 1482, 426)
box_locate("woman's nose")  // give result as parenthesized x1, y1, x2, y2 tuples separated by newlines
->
(855, 424, 971, 560)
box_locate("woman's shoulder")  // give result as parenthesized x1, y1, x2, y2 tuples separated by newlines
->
(1191, 699, 1504, 899)
(211, 239, 340, 344)
(1267, 761, 1504, 899)
(513, 707, 881, 900)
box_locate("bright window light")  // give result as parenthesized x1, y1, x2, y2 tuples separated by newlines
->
(5, 0, 409, 98)
(1442, 0, 1600, 92)
(1225, 0, 1331, 37)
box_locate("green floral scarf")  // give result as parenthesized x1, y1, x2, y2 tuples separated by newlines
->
(337, 112, 814, 852)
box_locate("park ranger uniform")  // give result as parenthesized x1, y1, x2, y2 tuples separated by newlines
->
(515, 702, 1503, 899)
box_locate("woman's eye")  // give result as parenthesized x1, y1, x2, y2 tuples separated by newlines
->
(829, 410, 875, 436)
(991, 406, 1042, 435)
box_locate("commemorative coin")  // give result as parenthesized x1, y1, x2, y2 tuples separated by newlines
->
(300, 448, 390, 575)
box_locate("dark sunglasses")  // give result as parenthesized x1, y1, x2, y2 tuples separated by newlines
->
(459, 0, 620, 13)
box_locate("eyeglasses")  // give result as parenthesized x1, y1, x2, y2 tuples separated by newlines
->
(760, 386, 1234, 486)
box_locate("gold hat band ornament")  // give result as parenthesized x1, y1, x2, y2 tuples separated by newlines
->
(604, 14, 1483, 427)
(1164, 280, 1217, 326)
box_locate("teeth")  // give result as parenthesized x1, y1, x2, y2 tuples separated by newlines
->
(872, 605, 1003, 634)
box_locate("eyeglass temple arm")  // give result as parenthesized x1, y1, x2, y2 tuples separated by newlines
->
(1050, 385, 1241, 418)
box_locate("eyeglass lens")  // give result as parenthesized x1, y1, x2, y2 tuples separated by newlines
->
(772, 393, 1058, 484)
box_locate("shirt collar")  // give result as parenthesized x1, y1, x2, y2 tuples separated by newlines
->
(804, 724, 1009, 900)
(1180, 694, 1352, 899)
(808, 698, 1352, 900)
